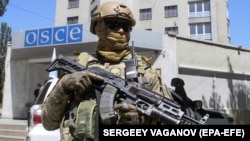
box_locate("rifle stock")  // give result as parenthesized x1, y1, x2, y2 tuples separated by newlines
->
(46, 54, 209, 125)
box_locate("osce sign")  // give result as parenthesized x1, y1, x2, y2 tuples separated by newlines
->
(24, 24, 83, 47)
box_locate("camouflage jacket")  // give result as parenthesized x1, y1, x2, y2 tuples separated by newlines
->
(42, 52, 172, 141)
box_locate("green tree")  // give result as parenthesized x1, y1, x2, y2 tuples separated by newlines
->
(0, 0, 10, 107)
(0, 23, 11, 106)
(0, 0, 9, 16)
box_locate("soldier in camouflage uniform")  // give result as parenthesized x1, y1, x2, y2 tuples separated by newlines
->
(42, 2, 173, 141)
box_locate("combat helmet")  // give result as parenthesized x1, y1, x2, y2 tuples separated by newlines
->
(90, 2, 136, 34)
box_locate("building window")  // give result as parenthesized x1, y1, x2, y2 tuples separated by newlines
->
(189, 22, 211, 40)
(189, 0, 210, 17)
(139, 8, 152, 20)
(67, 16, 78, 24)
(68, 0, 79, 8)
(164, 5, 178, 18)
(165, 27, 178, 34)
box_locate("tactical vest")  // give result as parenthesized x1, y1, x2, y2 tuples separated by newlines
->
(60, 52, 160, 141)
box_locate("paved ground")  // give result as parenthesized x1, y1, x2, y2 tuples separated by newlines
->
(0, 108, 26, 125)
(0, 118, 27, 125)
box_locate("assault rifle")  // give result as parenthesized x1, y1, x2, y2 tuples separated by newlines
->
(46, 54, 209, 125)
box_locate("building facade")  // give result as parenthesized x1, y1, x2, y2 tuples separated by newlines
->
(55, 0, 230, 44)
(2, 0, 250, 124)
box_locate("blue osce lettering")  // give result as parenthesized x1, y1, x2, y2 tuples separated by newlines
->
(24, 24, 83, 47)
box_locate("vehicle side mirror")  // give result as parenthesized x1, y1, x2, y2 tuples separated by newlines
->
(171, 77, 185, 87)
(193, 100, 203, 110)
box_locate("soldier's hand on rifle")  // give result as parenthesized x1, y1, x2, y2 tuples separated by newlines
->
(59, 71, 103, 95)
(114, 98, 140, 125)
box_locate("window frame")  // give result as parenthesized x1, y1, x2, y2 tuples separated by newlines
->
(165, 26, 178, 34)
(189, 22, 212, 40)
(164, 5, 178, 18)
(139, 8, 152, 20)
(68, 0, 79, 9)
(67, 16, 79, 25)
(189, 0, 210, 17)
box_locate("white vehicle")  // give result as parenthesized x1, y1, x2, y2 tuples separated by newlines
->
(26, 78, 61, 141)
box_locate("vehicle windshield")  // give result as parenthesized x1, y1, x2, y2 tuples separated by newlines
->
(35, 81, 52, 105)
